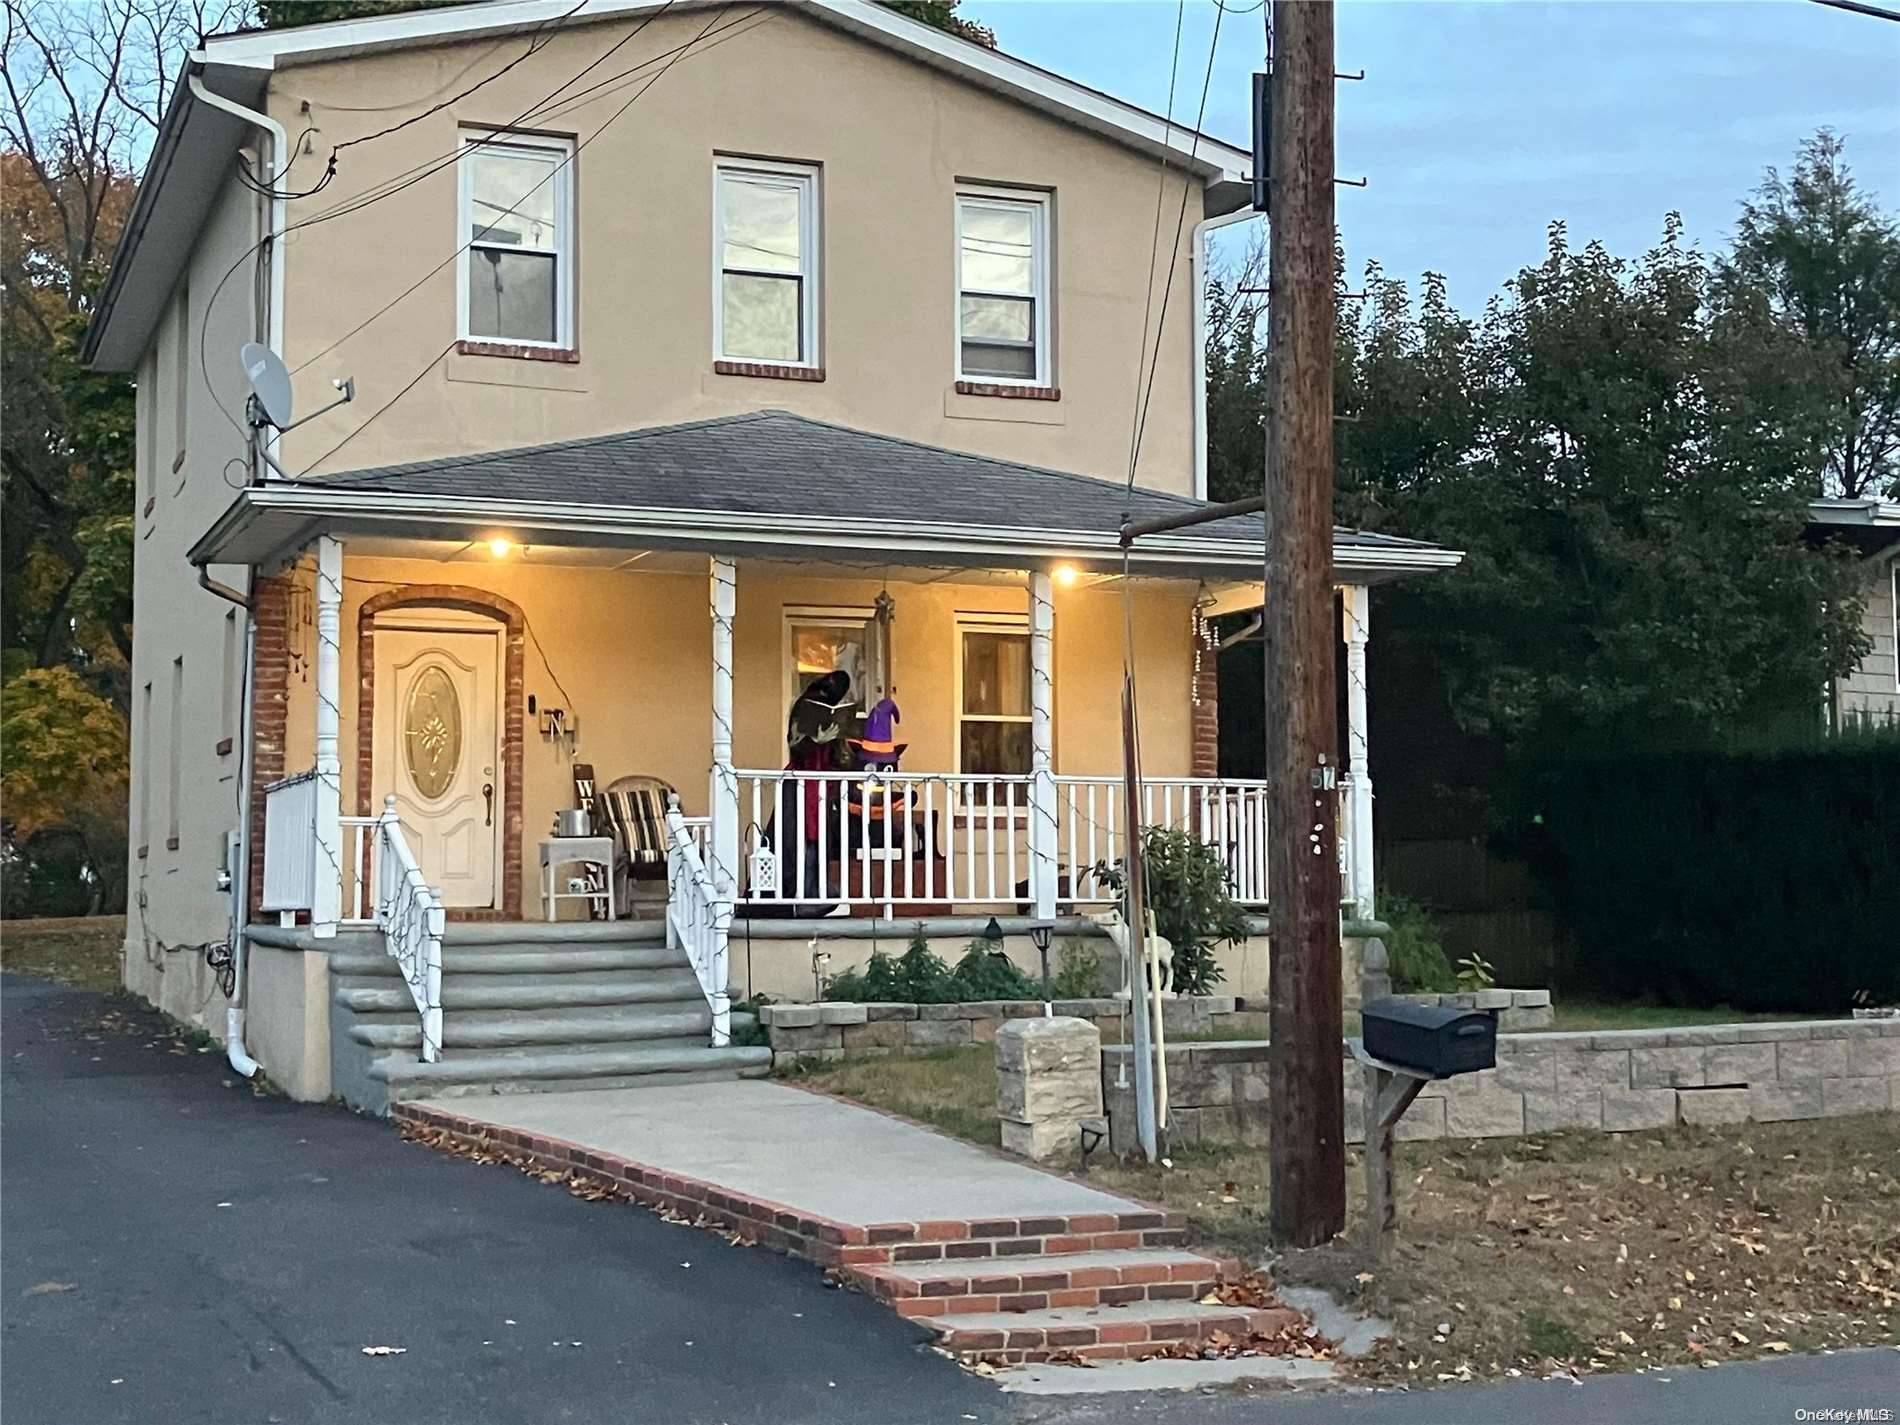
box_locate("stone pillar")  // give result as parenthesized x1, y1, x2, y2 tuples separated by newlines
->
(1028, 569, 1057, 921)
(1341, 583, 1375, 917)
(996, 1016, 1104, 1162)
(311, 535, 343, 937)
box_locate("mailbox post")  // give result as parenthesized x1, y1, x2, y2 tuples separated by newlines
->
(1352, 1000, 1500, 1257)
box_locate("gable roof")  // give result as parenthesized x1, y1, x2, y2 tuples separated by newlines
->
(85, 0, 1251, 370)
(189, 409, 1463, 582)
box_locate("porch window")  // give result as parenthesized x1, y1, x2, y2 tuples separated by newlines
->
(715, 162, 818, 365)
(955, 191, 1049, 385)
(956, 615, 1032, 780)
(783, 608, 881, 732)
(458, 131, 573, 348)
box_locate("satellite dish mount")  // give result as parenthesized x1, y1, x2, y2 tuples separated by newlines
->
(239, 342, 355, 479)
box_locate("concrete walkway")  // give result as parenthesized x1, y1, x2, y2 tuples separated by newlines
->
(413, 1080, 1142, 1226)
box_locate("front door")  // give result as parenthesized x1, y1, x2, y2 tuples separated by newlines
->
(374, 618, 502, 909)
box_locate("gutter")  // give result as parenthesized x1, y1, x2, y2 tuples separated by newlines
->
(181, 72, 286, 1079)
(1191, 205, 1262, 500)
(189, 486, 1466, 578)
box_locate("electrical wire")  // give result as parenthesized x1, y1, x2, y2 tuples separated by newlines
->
(195, 0, 690, 436)
(1128, 0, 1226, 487)
(1124, 0, 1187, 497)
(292, 5, 750, 479)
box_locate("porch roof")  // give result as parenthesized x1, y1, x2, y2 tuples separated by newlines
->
(191, 410, 1463, 582)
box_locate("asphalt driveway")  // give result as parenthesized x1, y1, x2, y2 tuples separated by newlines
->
(0, 974, 1005, 1425)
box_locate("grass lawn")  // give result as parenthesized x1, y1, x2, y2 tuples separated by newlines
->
(1, 916, 126, 993)
(792, 1046, 1900, 1385)
(1540, 1000, 1831, 1033)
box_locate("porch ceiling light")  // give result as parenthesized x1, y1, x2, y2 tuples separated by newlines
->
(1052, 563, 1080, 587)
(485, 535, 515, 559)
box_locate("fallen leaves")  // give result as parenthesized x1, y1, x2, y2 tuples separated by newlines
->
(24, 1282, 75, 1296)
(360, 1346, 406, 1357)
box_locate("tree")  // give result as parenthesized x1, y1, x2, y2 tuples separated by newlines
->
(1718, 131, 1900, 500)
(1, 666, 130, 915)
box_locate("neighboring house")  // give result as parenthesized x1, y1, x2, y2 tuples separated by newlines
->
(86, 0, 1458, 1108)
(1809, 498, 1900, 732)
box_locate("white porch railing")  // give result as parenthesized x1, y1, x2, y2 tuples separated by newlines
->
(664, 801, 731, 1046)
(732, 769, 1287, 913)
(369, 795, 445, 1062)
(260, 775, 442, 1060)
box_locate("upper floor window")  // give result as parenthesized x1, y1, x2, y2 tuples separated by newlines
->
(715, 162, 818, 366)
(956, 191, 1049, 386)
(458, 132, 573, 349)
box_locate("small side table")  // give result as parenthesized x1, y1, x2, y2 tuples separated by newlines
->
(539, 836, 616, 922)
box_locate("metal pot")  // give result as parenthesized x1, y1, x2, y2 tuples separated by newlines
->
(554, 809, 592, 838)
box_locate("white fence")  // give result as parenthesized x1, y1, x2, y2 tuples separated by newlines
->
(730, 769, 1293, 913)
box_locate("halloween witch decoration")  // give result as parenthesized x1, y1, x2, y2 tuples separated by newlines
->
(843, 692, 913, 856)
(773, 669, 852, 903)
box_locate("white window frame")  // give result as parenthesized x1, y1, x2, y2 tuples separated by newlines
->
(952, 612, 1034, 781)
(713, 159, 821, 368)
(456, 130, 575, 350)
(954, 189, 1051, 388)
(781, 606, 878, 733)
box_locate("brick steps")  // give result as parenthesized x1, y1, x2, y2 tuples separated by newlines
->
(920, 1299, 1307, 1364)
(846, 1246, 1235, 1318)
(390, 1103, 1315, 1370)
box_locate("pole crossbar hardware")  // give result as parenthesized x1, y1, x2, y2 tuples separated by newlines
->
(1348, 1038, 1430, 1259)
(1120, 495, 1266, 546)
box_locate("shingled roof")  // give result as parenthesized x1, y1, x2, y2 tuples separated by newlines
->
(311, 409, 1438, 557)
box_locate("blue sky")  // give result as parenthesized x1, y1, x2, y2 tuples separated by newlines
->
(961, 0, 1900, 312)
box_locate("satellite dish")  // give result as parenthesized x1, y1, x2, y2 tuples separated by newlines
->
(240, 342, 294, 429)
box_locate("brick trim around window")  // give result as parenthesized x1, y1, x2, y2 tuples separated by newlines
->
(455, 339, 580, 364)
(954, 380, 1060, 401)
(356, 585, 526, 922)
(714, 360, 825, 383)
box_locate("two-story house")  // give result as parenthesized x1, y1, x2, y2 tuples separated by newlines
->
(87, 0, 1458, 1110)
(1808, 498, 1900, 732)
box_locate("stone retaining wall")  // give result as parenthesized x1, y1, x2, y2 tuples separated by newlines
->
(1101, 1018, 1900, 1153)
(760, 996, 1251, 1067)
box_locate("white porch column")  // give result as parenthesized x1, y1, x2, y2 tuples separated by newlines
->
(311, 535, 344, 937)
(1028, 569, 1058, 921)
(1342, 583, 1375, 918)
(706, 556, 738, 1043)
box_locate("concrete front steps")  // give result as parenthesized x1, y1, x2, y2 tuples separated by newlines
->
(324, 920, 767, 1113)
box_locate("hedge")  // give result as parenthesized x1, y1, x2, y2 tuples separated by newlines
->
(1528, 737, 1900, 1012)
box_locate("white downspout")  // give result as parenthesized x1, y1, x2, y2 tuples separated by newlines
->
(1192, 205, 1262, 501)
(187, 70, 287, 455)
(188, 69, 286, 1079)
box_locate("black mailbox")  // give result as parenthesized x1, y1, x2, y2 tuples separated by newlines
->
(1362, 999, 1497, 1078)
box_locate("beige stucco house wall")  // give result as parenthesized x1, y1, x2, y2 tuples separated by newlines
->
(259, 5, 1209, 489)
(1835, 553, 1898, 728)
(99, 2, 1341, 1059)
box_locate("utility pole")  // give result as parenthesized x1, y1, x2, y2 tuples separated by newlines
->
(1264, 0, 1347, 1247)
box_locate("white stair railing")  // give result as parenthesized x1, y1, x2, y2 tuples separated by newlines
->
(664, 799, 730, 1047)
(370, 795, 444, 1063)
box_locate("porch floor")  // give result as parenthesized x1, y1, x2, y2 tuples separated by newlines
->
(409, 1079, 1137, 1224)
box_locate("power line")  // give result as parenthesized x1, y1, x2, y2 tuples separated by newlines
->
(1809, 0, 1900, 19)
(196, 0, 711, 439)
(1128, 0, 1227, 489)
(295, 5, 749, 480)
(1125, 0, 1188, 496)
